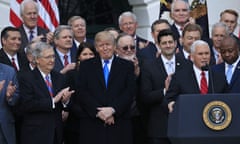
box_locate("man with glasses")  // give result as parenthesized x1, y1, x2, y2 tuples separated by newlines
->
(18, 41, 74, 144)
(118, 11, 151, 54)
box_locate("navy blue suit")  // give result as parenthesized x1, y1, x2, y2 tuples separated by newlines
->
(138, 43, 158, 63)
(53, 48, 76, 72)
(0, 63, 19, 144)
(212, 61, 240, 93)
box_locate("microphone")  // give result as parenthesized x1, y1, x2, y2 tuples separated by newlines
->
(201, 64, 215, 94)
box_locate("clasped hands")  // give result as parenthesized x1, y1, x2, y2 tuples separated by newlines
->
(54, 87, 75, 104)
(96, 107, 115, 126)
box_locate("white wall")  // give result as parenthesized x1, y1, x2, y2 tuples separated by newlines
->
(0, 0, 10, 31)
(207, 0, 240, 36)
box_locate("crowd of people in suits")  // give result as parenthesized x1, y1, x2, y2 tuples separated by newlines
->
(0, 0, 239, 144)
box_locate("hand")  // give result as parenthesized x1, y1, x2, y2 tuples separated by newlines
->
(32, 35, 45, 43)
(61, 87, 75, 104)
(0, 80, 5, 93)
(46, 32, 53, 44)
(6, 81, 16, 101)
(168, 101, 175, 113)
(96, 107, 115, 121)
(54, 87, 73, 103)
(105, 116, 115, 125)
(60, 63, 76, 74)
(155, 51, 161, 58)
(62, 111, 69, 122)
(138, 41, 149, 49)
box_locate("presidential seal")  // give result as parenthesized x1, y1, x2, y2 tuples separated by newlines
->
(203, 101, 232, 131)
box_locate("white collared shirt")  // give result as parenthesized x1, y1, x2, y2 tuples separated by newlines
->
(101, 56, 114, 71)
(193, 65, 209, 88)
(161, 55, 176, 75)
(182, 49, 190, 60)
(23, 25, 37, 41)
(56, 49, 71, 65)
(225, 56, 240, 76)
(6, 53, 19, 70)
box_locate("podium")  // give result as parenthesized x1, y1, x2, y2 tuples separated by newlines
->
(168, 94, 240, 144)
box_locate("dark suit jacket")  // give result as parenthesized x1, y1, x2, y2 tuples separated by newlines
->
(138, 43, 158, 63)
(0, 63, 19, 144)
(166, 63, 229, 103)
(18, 68, 65, 144)
(171, 24, 181, 49)
(76, 56, 135, 144)
(212, 61, 240, 93)
(18, 25, 49, 54)
(0, 48, 29, 71)
(53, 48, 76, 72)
(140, 54, 189, 138)
(71, 38, 94, 55)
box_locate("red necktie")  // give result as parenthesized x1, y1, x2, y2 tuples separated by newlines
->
(11, 58, 18, 71)
(200, 71, 208, 94)
(64, 55, 69, 67)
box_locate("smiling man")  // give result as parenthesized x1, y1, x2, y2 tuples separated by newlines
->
(76, 31, 135, 144)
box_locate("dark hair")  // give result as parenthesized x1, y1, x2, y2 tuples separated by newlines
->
(157, 29, 176, 44)
(151, 19, 171, 32)
(1, 26, 20, 45)
(76, 42, 97, 61)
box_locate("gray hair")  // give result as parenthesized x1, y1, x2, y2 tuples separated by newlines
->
(67, 16, 86, 26)
(20, 0, 39, 16)
(171, 0, 190, 12)
(32, 42, 53, 59)
(116, 33, 134, 48)
(26, 41, 37, 54)
(53, 25, 73, 39)
(118, 11, 137, 25)
(190, 40, 209, 54)
(211, 22, 230, 36)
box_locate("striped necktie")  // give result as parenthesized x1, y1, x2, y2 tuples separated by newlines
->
(45, 75, 53, 97)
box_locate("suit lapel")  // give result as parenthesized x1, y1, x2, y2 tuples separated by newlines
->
(156, 57, 168, 77)
(94, 58, 106, 88)
(107, 56, 119, 89)
(190, 67, 202, 93)
(230, 61, 240, 87)
(33, 68, 51, 97)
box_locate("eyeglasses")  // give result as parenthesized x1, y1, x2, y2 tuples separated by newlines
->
(40, 55, 55, 60)
(122, 45, 135, 51)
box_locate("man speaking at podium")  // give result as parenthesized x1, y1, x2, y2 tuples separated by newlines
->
(166, 40, 228, 113)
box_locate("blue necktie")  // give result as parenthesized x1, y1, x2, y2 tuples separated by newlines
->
(45, 75, 53, 97)
(103, 60, 109, 87)
(29, 30, 34, 42)
(226, 64, 233, 84)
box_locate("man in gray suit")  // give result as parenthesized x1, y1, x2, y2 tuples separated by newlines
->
(0, 63, 19, 144)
